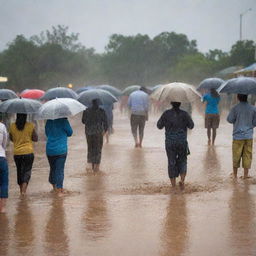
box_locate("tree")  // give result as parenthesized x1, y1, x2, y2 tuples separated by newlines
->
(31, 25, 82, 52)
(229, 40, 255, 66)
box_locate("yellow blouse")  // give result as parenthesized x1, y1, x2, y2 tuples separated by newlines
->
(9, 122, 35, 155)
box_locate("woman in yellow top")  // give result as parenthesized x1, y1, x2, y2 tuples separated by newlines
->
(9, 114, 38, 195)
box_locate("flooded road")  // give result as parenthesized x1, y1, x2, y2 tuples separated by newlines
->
(1, 109, 256, 256)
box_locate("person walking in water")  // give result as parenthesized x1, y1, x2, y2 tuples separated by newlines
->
(0, 116, 8, 213)
(157, 102, 194, 189)
(128, 86, 149, 148)
(227, 94, 256, 179)
(45, 118, 73, 196)
(82, 99, 108, 172)
(9, 114, 38, 196)
(203, 88, 220, 145)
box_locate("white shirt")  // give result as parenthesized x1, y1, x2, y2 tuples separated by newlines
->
(0, 122, 8, 157)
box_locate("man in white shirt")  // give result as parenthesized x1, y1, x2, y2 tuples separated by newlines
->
(128, 86, 149, 147)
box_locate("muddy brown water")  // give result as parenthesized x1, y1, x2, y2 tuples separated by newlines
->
(1, 109, 256, 256)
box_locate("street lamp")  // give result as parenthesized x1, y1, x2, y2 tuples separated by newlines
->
(239, 8, 252, 41)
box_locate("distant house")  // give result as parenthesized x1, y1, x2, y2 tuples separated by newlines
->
(215, 66, 242, 79)
(234, 63, 256, 77)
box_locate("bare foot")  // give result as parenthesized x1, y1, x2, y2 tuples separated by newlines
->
(179, 181, 185, 190)
(208, 140, 211, 145)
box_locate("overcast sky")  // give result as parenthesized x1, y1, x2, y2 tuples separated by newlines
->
(0, 0, 255, 53)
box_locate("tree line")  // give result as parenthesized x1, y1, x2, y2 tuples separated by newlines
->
(0, 25, 255, 91)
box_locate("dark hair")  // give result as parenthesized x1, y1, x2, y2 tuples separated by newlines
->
(171, 101, 181, 110)
(15, 113, 27, 131)
(210, 88, 220, 98)
(92, 98, 99, 109)
(237, 94, 247, 102)
(140, 86, 147, 92)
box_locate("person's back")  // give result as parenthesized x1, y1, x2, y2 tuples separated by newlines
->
(9, 122, 35, 155)
(45, 118, 73, 156)
(82, 107, 108, 135)
(203, 93, 220, 114)
(128, 90, 149, 115)
(227, 101, 256, 140)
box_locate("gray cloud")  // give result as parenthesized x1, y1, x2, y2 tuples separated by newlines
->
(0, 0, 255, 53)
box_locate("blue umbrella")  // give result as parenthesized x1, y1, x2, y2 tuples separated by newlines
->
(98, 85, 122, 98)
(218, 77, 256, 94)
(0, 98, 42, 113)
(0, 89, 18, 100)
(78, 89, 117, 107)
(41, 87, 78, 100)
(197, 78, 224, 91)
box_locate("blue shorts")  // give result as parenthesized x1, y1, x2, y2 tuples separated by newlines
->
(0, 157, 9, 198)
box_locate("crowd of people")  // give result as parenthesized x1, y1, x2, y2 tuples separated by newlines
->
(0, 86, 256, 213)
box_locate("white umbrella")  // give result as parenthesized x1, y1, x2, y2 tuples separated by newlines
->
(35, 98, 86, 120)
(151, 82, 201, 103)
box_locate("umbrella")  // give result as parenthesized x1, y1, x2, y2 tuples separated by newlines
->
(40, 87, 78, 100)
(98, 85, 122, 98)
(20, 89, 45, 99)
(0, 77, 8, 82)
(0, 98, 42, 114)
(35, 98, 86, 120)
(0, 89, 18, 100)
(75, 86, 95, 94)
(78, 89, 117, 107)
(122, 85, 141, 96)
(197, 78, 224, 91)
(151, 82, 201, 103)
(217, 77, 256, 95)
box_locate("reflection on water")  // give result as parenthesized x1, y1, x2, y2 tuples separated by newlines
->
(44, 198, 69, 256)
(14, 199, 35, 255)
(83, 173, 110, 240)
(161, 195, 188, 256)
(0, 214, 9, 256)
(203, 146, 221, 174)
(229, 182, 256, 255)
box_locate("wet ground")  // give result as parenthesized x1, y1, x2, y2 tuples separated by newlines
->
(1, 109, 256, 256)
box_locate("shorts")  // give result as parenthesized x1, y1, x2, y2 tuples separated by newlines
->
(205, 114, 220, 129)
(232, 139, 253, 169)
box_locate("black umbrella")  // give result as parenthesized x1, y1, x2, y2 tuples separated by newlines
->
(197, 78, 224, 91)
(218, 77, 256, 94)
(40, 87, 78, 100)
(0, 89, 18, 100)
(0, 98, 42, 114)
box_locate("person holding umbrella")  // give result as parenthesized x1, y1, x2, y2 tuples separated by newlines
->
(9, 114, 38, 196)
(202, 88, 221, 145)
(82, 99, 108, 172)
(157, 101, 194, 189)
(0, 115, 8, 212)
(128, 86, 149, 148)
(227, 94, 256, 179)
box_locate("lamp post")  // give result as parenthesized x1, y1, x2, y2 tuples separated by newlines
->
(239, 8, 252, 41)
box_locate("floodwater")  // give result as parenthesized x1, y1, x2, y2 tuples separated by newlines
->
(1, 109, 256, 256)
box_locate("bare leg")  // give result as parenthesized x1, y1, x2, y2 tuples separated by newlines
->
(207, 128, 211, 145)
(170, 178, 176, 187)
(179, 173, 186, 190)
(0, 198, 7, 213)
(243, 168, 249, 179)
(212, 128, 217, 145)
(105, 132, 109, 144)
(94, 164, 100, 172)
(21, 183, 28, 195)
(56, 188, 64, 197)
(233, 167, 238, 178)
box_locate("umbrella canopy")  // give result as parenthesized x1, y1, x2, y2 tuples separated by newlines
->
(35, 98, 86, 120)
(40, 87, 78, 100)
(20, 89, 45, 99)
(0, 89, 18, 100)
(217, 77, 256, 95)
(197, 78, 224, 91)
(235, 63, 256, 74)
(0, 77, 8, 82)
(0, 98, 42, 114)
(98, 85, 122, 98)
(75, 86, 95, 94)
(151, 82, 201, 103)
(122, 85, 141, 96)
(78, 89, 117, 107)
